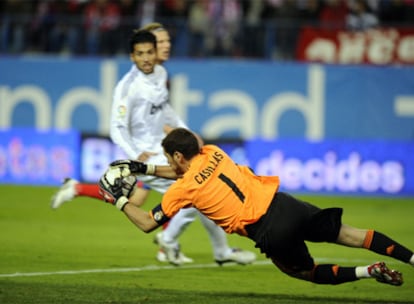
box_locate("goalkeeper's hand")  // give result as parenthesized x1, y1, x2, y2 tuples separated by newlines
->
(98, 167, 130, 211)
(109, 159, 156, 176)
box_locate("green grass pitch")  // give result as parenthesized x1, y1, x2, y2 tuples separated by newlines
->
(1, 184, 414, 304)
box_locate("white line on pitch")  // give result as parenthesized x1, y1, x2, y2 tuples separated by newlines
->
(0, 258, 401, 278)
(0, 261, 268, 278)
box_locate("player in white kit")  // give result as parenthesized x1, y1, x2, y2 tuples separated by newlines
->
(51, 26, 256, 266)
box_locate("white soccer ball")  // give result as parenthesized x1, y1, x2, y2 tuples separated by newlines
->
(102, 166, 136, 196)
(104, 167, 123, 185)
(121, 175, 137, 198)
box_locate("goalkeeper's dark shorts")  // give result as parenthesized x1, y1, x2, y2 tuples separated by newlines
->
(245, 192, 343, 271)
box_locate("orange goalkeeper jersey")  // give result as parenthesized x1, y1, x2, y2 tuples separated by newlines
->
(159, 145, 280, 236)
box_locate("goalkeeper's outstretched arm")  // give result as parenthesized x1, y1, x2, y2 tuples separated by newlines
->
(99, 164, 167, 233)
(122, 202, 160, 233)
(110, 159, 180, 180)
(153, 164, 181, 179)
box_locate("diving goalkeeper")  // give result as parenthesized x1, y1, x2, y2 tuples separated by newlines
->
(99, 128, 414, 286)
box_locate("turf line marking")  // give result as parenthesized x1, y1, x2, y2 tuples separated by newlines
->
(0, 258, 400, 278)
(0, 261, 268, 278)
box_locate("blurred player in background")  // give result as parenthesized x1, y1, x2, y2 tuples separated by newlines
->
(51, 24, 256, 266)
(99, 128, 414, 287)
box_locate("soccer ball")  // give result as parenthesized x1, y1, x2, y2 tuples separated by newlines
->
(100, 166, 137, 202)
(121, 175, 137, 198)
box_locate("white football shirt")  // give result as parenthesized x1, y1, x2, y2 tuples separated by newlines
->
(110, 64, 187, 168)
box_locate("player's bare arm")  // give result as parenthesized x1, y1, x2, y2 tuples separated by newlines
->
(122, 203, 159, 233)
(154, 164, 182, 179)
(163, 124, 174, 134)
(137, 151, 158, 162)
(98, 165, 161, 233)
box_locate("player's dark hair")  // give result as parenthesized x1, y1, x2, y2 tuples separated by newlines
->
(129, 30, 156, 53)
(162, 128, 200, 160)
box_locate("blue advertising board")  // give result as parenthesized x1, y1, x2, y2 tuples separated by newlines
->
(244, 139, 414, 196)
(0, 129, 413, 196)
(78, 134, 414, 196)
(0, 128, 80, 185)
(1, 57, 413, 141)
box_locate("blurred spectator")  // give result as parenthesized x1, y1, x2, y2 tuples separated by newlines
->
(29, 0, 58, 52)
(258, 0, 304, 60)
(378, 0, 414, 26)
(346, 0, 378, 31)
(205, 0, 243, 57)
(298, 0, 322, 24)
(48, 0, 88, 54)
(137, 0, 161, 28)
(159, 0, 188, 17)
(273, 0, 302, 60)
(1, 0, 33, 53)
(1, 0, 414, 59)
(240, 0, 265, 58)
(188, 0, 210, 57)
(319, 0, 348, 29)
(159, 0, 189, 57)
(83, 0, 121, 55)
(260, 0, 282, 19)
(118, 0, 140, 54)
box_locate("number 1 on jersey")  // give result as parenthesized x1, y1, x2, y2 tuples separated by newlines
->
(218, 173, 245, 203)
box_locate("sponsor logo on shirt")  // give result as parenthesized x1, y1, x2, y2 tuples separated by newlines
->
(118, 105, 127, 116)
(150, 100, 168, 114)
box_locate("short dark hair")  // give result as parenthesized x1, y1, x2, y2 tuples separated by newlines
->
(129, 30, 156, 53)
(162, 128, 200, 160)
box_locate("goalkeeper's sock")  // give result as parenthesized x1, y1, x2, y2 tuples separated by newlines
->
(355, 265, 370, 278)
(75, 183, 104, 200)
(312, 264, 358, 285)
(363, 230, 413, 264)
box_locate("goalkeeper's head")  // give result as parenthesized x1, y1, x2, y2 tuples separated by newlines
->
(162, 128, 201, 174)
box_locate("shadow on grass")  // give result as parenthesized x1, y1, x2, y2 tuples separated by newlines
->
(1, 280, 412, 304)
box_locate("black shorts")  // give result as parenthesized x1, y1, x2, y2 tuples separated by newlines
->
(245, 192, 343, 271)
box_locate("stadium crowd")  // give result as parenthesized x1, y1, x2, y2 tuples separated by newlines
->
(1, 0, 414, 59)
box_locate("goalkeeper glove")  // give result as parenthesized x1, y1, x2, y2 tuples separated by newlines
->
(109, 159, 156, 176)
(98, 167, 130, 211)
